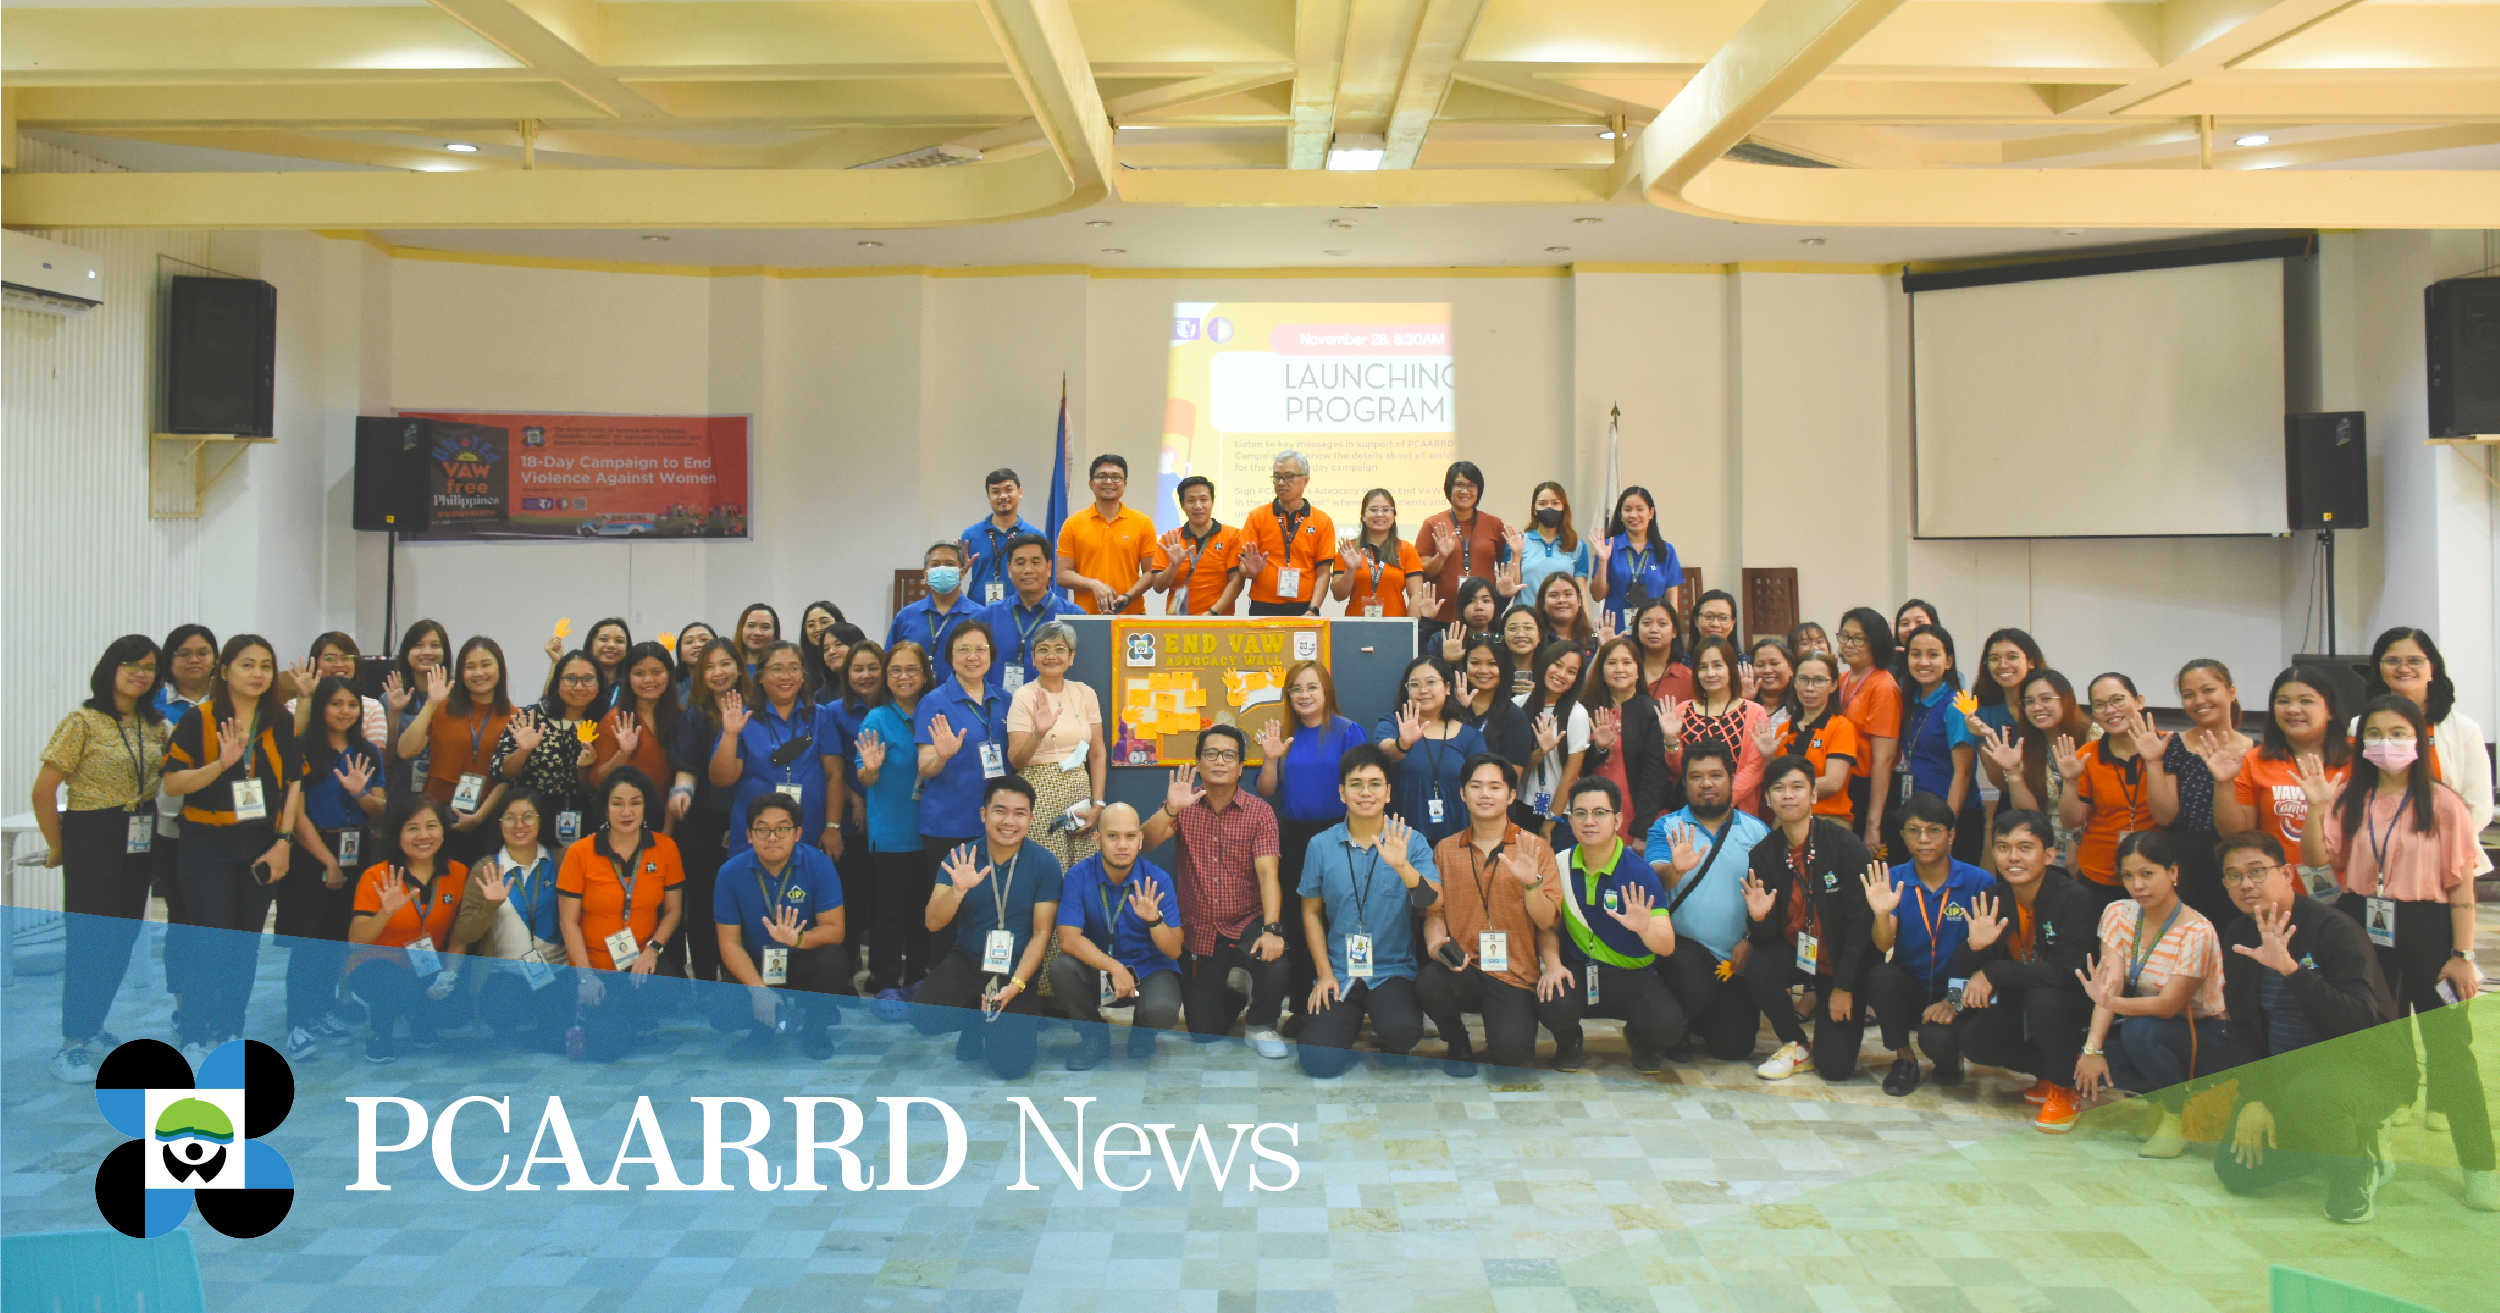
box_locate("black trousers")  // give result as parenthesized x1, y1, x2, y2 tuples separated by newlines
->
(1866, 959, 1957, 1061)
(1657, 942, 1765, 1061)
(1413, 962, 1578, 1069)
(702, 942, 852, 1035)
(1276, 817, 1331, 1018)
(1047, 956, 1183, 1031)
(58, 809, 154, 1042)
(348, 958, 475, 1041)
(1557, 954, 1683, 1059)
(835, 823, 874, 980)
(662, 809, 729, 984)
(1956, 981, 2093, 1087)
(277, 835, 360, 1030)
(2336, 893, 2496, 1172)
(172, 824, 281, 1043)
(1741, 943, 1869, 1081)
(869, 849, 934, 991)
(1182, 930, 1290, 1037)
(475, 959, 576, 1041)
(912, 949, 1044, 1079)
(576, 966, 674, 1063)
(2214, 1065, 2388, 1199)
(152, 830, 194, 999)
(1298, 975, 1424, 1077)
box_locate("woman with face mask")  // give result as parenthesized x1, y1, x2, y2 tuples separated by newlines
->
(2362, 627, 2493, 838)
(1589, 486, 1684, 633)
(2302, 695, 2492, 1208)
(1513, 482, 1592, 606)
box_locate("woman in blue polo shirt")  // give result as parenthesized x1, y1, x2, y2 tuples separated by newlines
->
(855, 641, 932, 1009)
(1513, 482, 1591, 603)
(1375, 656, 1489, 848)
(1255, 658, 1371, 1024)
(714, 641, 827, 867)
(280, 674, 384, 1060)
(1589, 486, 1684, 632)
(1890, 624, 1983, 864)
(453, 787, 569, 1051)
(915, 621, 1008, 876)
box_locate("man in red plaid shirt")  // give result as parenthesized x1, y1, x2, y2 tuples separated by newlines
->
(1141, 725, 1293, 1058)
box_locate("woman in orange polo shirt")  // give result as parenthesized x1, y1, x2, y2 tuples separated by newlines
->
(558, 766, 685, 1062)
(593, 643, 680, 815)
(1832, 608, 1902, 856)
(1771, 651, 1859, 825)
(394, 636, 515, 863)
(346, 795, 469, 1064)
(2209, 665, 2351, 897)
(1330, 489, 1427, 618)
(2055, 673, 2165, 912)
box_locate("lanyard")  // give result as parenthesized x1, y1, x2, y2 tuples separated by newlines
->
(1906, 877, 1949, 979)
(1097, 866, 1138, 944)
(398, 863, 441, 932)
(1466, 833, 1510, 920)
(116, 716, 157, 806)
(465, 709, 489, 763)
(988, 848, 1022, 942)
(2105, 744, 2147, 824)
(2364, 791, 2413, 893)
(504, 852, 546, 917)
(1363, 539, 1389, 599)
(228, 706, 265, 783)
(756, 856, 800, 921)
(1344, 839, 1384, 923)
(1421, 729, 1451, 800)
(1788, 826, 1819, 939)
(758, 703, 802, 783)
(1179, 522, 1223, 578)
(1273, 500, 1313, 585)
(923, 603, 952, 656)
(978, 523, 1012, 584)
(1455, 510, 1478, 575)
(2127, 903, 2181, 992)
(606, 835, 649, 915)
(1011, 602, 1050, 664)
(958, 685, 999, 742)
(1577, 841, 1623, 910)
(1618, 536, 1657, 596)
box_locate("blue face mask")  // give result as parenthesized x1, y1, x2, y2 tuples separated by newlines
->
(925, 566, 962, 595)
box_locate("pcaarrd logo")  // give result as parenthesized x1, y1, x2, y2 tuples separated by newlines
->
(1124, 632, 1158, 667)
(93, 1039, 295, 1239)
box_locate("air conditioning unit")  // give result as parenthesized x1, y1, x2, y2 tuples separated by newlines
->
(3, 231, 104, 316)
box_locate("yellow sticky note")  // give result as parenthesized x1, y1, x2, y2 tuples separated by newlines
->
(553, 616, 573, 639)
(657, 630, 677, 652)
(1128, 679, 1152, 697)
(574, 720, 599, 744)
(1184, 689, 1207, 708)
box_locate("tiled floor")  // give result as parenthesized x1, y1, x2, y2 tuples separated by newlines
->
(3, 915, 2492, 1313)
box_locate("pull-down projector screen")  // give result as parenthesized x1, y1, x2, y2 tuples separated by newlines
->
(1913, 259, 2286, 538)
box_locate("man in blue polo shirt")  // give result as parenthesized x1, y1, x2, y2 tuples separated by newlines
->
(710, 794, 848, 1059)
(1553, 776, 1685, 1074)
(913, 775, 1064, 1079)
(978, 533, 1082, 694)
(1297, 745, 1441, 1077)
(962, 467, 1044, 607)
(1049, 802, 1184, 1068)
(1862, 792, 1998, 1096)
(1646, 742, 1772, 1062)
(888, 541, 979, 658)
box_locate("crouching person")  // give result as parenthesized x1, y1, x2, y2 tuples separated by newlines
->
(711, 793, 849, 1060)
(1299, 746, 1441, 1077)
(1049, 802, 1185, 1069)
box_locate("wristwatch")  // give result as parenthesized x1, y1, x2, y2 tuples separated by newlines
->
(2080, 1044, 2103, 1057)
(1261, 921, 1287, 938)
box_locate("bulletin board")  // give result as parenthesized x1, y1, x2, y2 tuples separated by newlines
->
(1107, 619, 1330, 766)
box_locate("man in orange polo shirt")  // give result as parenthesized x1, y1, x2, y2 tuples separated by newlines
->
(1056, 454, 1170, 616)
(1159, 475, 1245, 616)
(1236, 449, 1337, 617)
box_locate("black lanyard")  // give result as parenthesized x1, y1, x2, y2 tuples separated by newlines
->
(1362, 539, 1389, 600)
(505, 852, 547, 917)
(1466, 834, 1509, 921)
(978, 524, 1013, 587)
(1179, 522, 1223, 578)
(1274, 500, 1313, 575)
(606, 835, 649, 912)
(1010, 602, 1051, 666)
(115, 716, 157, 805)
(1345, 840, 1384, 922)
(1420, 729, 1451, 801)
(398, 863, 441, 928)
(1454, 510, 1478, 575)
(758, 703, 803, 784)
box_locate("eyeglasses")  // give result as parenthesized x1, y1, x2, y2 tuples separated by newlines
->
(2089, 697, 2133, 713)
(559, 673, 600, 686)
(749, 825, 797, 840)
(1792, 673, 1832, 687)
(2379, 657, 2429, 672)
(1272, 471, 1305, 482)
(501, 812, 539, 827)
(1566, 808, 1617, 822)
(2220, 864, 2281, 887)
(1404, 680, 1441, 692)
(120, 663, 158, 675)
(1199, 749, 1241, 764)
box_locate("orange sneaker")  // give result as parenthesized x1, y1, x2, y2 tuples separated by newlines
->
(2022, 1078, 2057, 1105)
(2035, 1086, 2081, 1134)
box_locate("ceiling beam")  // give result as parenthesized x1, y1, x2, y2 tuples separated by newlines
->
(423, 0, 670, 119)
(1618, 0, 1909, 204)
(1287, 0, 1351, 168)
(2084, 122, 2500, 169)
(2058, 0, 2367, 118)
(1380, 0, 1491, 168)
(973, 0, 1114, 209)
(943, 67, 1294, 155)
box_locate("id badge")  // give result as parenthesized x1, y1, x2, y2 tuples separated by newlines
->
(126, 815, 154, 854)
(1362, 605, 1383, 618)
(979, 742, 1006, 779)
(2364, 895, 2397, 948)
(1100, 969, 1117, 1006)
(1479, 931, 1509, 973)
(775, 783, 803, 804)
(1346, 933, 1374, 979)
(1530, 790, 1553, 816)
(1276, 566, 1302, 597)
(520, 953, 553, 991)
(985, 583, 1006, 604)
(1795, 931, 1819, 975)
(338, 829, 361, 864)
(982, 928, 1016, 973)
(1002, 665, 1027, 694)
(1586, 962, 1601, 1005)
(452, 772, 485, 814)
(555, 810, 582, 842)
(1427, 797, 1445, 824)
(1896, 771, 1914, 805)
(231, 778, 268, 822)
(404, 935, 442, 977)
(762, 946, 789, 985)
(605, 926, 641, 968)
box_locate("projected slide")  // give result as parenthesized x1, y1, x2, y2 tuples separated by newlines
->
(1160, 303, 1454, 532)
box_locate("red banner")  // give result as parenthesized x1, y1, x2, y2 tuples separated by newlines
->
(396, 410, 751, 541)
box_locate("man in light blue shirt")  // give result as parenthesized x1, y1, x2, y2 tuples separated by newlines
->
(961, 468, 1045, 607)
(1297, 744, 1440, 1077)
(1644, 742, 1771, 1061)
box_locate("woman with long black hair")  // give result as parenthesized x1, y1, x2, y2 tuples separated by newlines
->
(1662, 635, 1769, 815)
(396, 635, 515, 863)
(671, 622, 716, 701)
(2210, 666, 2351, 898)
(1513, 640, 1589, 838)
(2363, 626, 2494, 838)
(1496, 605, 1544, 701)
(1631, 599, 1693, 705)
(1532, 571, 1598, 656)
(32, 635, 169, 1083)
(1579, 636, 1673, 841)
(732, 603, 782, 676)
(1451, 634, 1535, 779)
(545, 618, 632, 720)
(593, 642, 681, 805)
(280, 674, 385, 1060)
(797, 602, 847, 698)
(1977, 669, 2099, 867)
(1432, 576, 1504, 667)
(162, 634, 306, 1062)
(1959, 628, 2044, 848)
(669, 638, 751, 985)
(1889, 624, 1982, 864)
(149, 624, 217, 1006)
(490, 649, 602, 847)
(1832, 608, 1902, 856)
(1589, 485, 1683, 633)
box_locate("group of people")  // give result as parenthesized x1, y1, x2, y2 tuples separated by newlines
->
(26, 455, 2493, 1226)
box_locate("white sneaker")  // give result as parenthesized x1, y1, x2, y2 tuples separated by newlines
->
(286, 1026, 320, 1061)
(2139, 1111, 2187, 1159)
(2426, 1109, 2451, 1134)
(50, 1045, 96, 1085)
(1247, 1027, 1288, 1060)
(2464, 1169, 2499, 1212)
(1754, 1042, 1810, 1081)
(178, 1039, 214, 1068)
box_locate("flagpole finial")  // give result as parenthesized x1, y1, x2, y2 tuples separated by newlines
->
(1609, 404, 1620, 421)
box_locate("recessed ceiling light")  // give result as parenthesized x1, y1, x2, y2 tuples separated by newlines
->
(1085, 220, 1112, 228)
(1328, 218, 1356, 229)
(1799, 237, 1826, 246)
(857, 240, 883, 247)
(1572, 217, 1602, 225)
(1100, 248, 1126, 254)
(445, 142, 478, 153)
(2059, 229, 2085, 237)
(2235, 133, 2271, 147)
(1325, 134, 1386, 171)
(1323, 250, 1352, 257)
(1546, 246, 1570, 253)
(641, 235, 670, 242)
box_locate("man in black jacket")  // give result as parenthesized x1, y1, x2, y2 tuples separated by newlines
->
(2211, 832, 2410, 1224)
(1951, 809, 2099, 1133)
(1741, 755, 1873, 1081)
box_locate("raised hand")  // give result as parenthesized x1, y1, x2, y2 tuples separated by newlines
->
(1590, 707, 1621, 752)
(2231, 906, 2300, 976)
(335, 753, 376, 798)
(1654, 697, 1688, 747)
(1236, 544, 1270, 581)
(1501, 528, 1526, 562)
(1589, 534, 1613, 574)
(718, 690, 750, 737)
(543, 635, 564, 664)
(1439, 623, 1465, 664)
(1337, 536, 1363, 571)
(1395, 700, 1425, 750)
(1591, 607, 1621, 643)
(1978, 724, 2024, 774)
(1164, 764, 1205, 816)
(1606, 881, 1657, 932)
(856, 729, 888, 776)
(1411, 584, 1440, 620)
(1381, 815, 1415, 858)
(2295, 752, 2338, 809)
(1738, 661, 1759, 701)
(928, 714, 964, 760)
(383, 672, 412, 717)
(286, 659, 316, 701)
(1740, 872, 1776, 922)
(765, 903, 806, 947)
(2052, 734, 2085, 783)
(1494, 558, 1522, 595)
(1964, 892, 2006, 952)
(1257, 717, 1288, 763)
(1532, 710, 1562, 756)
(374, 871, 412, 919)
(214, 716, 251, 769)
(1431, 521, 1459, 560)
(941, 844, 991, 893)
(1749, 715, 1778, 759)
(2196, 729, 2244, 784)
(1860, 862, 1901, 918)
(1954, 690, 1986, 737)
(1664, 824, 1703, 878)
(473, 866, 511, 904)
(1028, 687, 1061, 737)
(1126, 874, 1165, 924)
(611, 716, 642, 759)
(508, 710, 546, 759)
(2075, 950, 2120, 1009)
(1496, 848, 1546, 888)
(2126, 709, 2169, 762)
(422, 666, 451, 706)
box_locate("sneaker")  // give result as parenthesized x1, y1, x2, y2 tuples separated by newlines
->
(2022, 1078, 2056, 1105)
(1755, 1042, 1811, 1081)
(1551, 1040, 1585, 1073)
(872, 989, 910, 1023)
(1931, 1055, 1965, 1087)
(1277, 1012, 1305, 1040)
(50, 1045, 96, 1085)
(1628, 1048, 1665, 1075)
(1443, 1038, 1479, 1079)
(364, 1034, 398, 1065)
(800, 1026, 835, 1061)
(1882, 1056, 1922, 1098)
(2464, 1169, 2500, 1212)
(1066, 1030, 1110, 1071)
(2034, 1086, 2081, 1134)
(311, 1015, 353, 1041)
(1247, 1027, 1288, 1060)
(2139, 1111, 2188, 1159)
(91, 1031, 121, 1051)
(2326, 1154, 2381, 1225)
(1127, 1027, 1158, 1061)
(285, 1026, 320, 1061)
(2426, 1109, 2451, 1134)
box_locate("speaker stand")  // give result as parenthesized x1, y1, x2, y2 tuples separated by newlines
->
(383, 529, 399, 659)
(2319, 528, 2337, 655)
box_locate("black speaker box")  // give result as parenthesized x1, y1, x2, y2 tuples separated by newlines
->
(354, 416, 433, 532)
(2427, 276, 2500, 439)
(164, 275, 276, 436)
(2289, 654, 2369, 719)
(2285, 411, 2368, 530)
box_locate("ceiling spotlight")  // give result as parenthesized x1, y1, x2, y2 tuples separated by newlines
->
(1323, 250, 1352, 257)
(1572, 217, 1603, 225)
(857, 240, 883, 248)
(1328, 218, 1356, 229)
(2059, 229, 2085, 237)
(1085, 220, 1112, 227)
(2235, 133, 2271, 147)
(1799, 237, 1826, 247)
(1546, 246, 1570, 253)
(641, 235, 670, 243)
(1597, 129, 1618, 140)
(1100, 248, 1126, 254)
(445, 142, 478, 153)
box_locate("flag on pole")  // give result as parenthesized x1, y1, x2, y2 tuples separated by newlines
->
(1593, 404, 1622, 542)
(1045, 376, 1070, 539)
